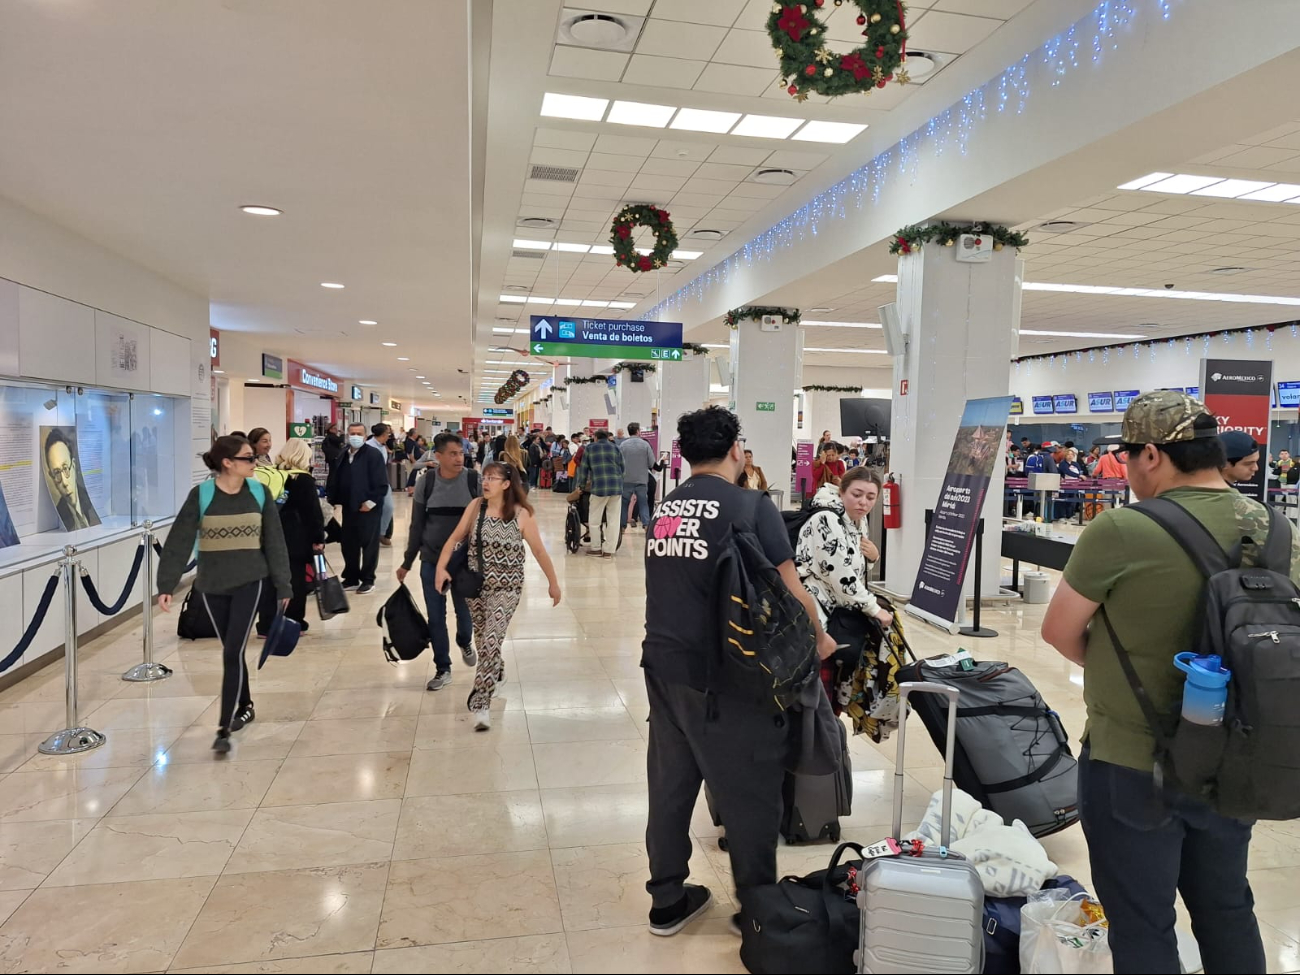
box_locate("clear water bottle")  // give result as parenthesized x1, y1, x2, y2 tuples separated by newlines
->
(1173, 653, 1232, 726)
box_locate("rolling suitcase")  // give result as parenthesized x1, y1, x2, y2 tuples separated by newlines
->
(856, 682, 984, 974)
(781, 716, 852, 844)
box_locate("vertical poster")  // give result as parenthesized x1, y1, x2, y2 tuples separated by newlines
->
(0, 480, 18, 549)
(794, 441, 815, 498)
(0, 403, 36, 533)
(908, 396, 1013, 631)
(670, 438, 682, 479)
(39, 426, 102, 531)
(1200, 359, 1271, 503)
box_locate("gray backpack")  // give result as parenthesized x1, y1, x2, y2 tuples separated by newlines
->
(1099, 497, 1300, 821)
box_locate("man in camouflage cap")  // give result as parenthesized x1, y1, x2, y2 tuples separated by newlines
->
(1041, 388, 1298, 972)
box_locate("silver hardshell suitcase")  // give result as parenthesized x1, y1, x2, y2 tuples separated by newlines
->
(855, 682, 984, 974)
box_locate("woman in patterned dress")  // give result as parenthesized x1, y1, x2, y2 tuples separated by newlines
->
(434, 461, 561, 730)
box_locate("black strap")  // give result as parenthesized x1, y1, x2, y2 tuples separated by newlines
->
(983, 745, 1066, 795)
(1099, 605, 1175, 754)
(472, 500, 486, 573)
(1260, 504, 1292, 575)
(1129, 497, 1235, 578)
(956, 705, 1045, 720)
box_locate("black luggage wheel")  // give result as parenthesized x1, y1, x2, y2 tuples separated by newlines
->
(717, 836, 728, 851)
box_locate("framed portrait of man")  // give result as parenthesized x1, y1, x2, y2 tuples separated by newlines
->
(40, 426, 101, 531)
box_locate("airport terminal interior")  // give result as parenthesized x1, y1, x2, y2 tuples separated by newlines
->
(3, 1, 1300, 972)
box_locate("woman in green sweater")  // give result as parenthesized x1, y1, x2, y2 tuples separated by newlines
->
(156, 435, 292, 754)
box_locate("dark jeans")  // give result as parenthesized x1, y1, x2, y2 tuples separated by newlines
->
(341, 508, 381, 586)
(200, 579, 262, 730)
(1078, 746, 1265, 974)
(621, 482, 651, 529)
(420, 559, 472, 674)
(644, 672, 786, 909)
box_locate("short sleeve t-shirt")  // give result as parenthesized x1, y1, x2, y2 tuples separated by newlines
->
(1063, 485, 1300, 772)
(642, 474, 795, 690)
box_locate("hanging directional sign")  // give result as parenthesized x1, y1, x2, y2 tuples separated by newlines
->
(528, 315, 683, 362)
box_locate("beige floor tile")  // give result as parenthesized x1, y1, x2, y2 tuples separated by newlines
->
(170, 951, 376, 973)
(565, 918, 745, 974)
(377, 849, 562, 949)
(540, 784, 650, 849)
(288, 716, 417, 758)
(112, 671, 226, 699)
(0, 701, 67, 737)
(165, 720, 305, 763)
(0, 766, 144, 823)
(414, 708, 531, 748)
(0, 818, 97, 890)
(108, 759, 281, 815)
(526, 707, 641, 744)
(199, 691, 326, 726)
(326, 664, 429, 693)
(0, 734, 38, 774)
(16, 725, 187, 772)
(0, 892, 27, 928)
(405, 741, 537, 795)
(597, 655, 645, 680)
(394, 791, 548, 860)
(532, 739, 648, 790)
(83, 694, 214, 731)
(419, 685, 524, 713)
(519, 679, 624, 710)
(310, 687, 425, 720)
(372, 934, 570, 974)
(225, 799, 401, 873)
(172, 862, 389, 968)
(514, 655, 602, 682)
(0, 875, 216, 973)
(42, 808, 252, 886)
(262, 750, 411, 806)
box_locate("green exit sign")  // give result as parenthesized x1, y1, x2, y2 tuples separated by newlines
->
(755, 401, 777, 412)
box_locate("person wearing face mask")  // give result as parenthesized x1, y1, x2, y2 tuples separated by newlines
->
(327, 422, 388, 594)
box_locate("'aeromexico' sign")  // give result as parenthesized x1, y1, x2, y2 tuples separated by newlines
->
(300, 369, 338, 393)
(1201, 357, 1271, 502)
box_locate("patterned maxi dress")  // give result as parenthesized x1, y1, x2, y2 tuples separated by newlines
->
(466, 509, 526, 712)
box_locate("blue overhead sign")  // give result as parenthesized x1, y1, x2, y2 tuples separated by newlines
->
(528, 315, 683, 361)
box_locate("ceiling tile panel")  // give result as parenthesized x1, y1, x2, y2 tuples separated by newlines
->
(648, 0, 750, 27)
(651, 140, 717, 161)
(713, 28, 778, 66)
(707, 145, 772, 165)
(620, 53, 707, 89)
(549, 46, 630, 81)
(693, 161, 758, 180)
(593, 132, 661, 155)
(635, 19, 727, 60)
(639, 157, 701, 177)
(907, 10, 1002, 53)
(585, 151, 643, 173)
(629, 173, 689, 193)
(533, 127, 599, 151)
(762, 148, 829, 169)
(693, 61, 776, 96)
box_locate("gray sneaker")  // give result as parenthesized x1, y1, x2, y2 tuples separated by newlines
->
(426, 671, 451, 691)
(460, 644, 477, 666)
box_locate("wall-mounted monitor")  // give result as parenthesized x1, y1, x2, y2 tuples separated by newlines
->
(1052, 394, 1078, 414)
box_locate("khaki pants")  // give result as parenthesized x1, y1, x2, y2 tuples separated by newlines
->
(588, 493, 620, 555)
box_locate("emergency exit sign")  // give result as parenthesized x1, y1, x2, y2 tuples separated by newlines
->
(755, 401, 777, 412)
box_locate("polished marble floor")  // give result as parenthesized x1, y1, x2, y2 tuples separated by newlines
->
(0, 493, 1298, 973)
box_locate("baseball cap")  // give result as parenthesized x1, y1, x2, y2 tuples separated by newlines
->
(1119, 389, 1218, 445)
(1219, 430, 1260, 463)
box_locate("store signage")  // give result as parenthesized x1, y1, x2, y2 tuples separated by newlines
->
(671, 438, 682, 479)
(756, 401, 777, 412)
(300, 369, 337, 393)
(794, 441, 815, 497)
(261, 353, 283, 380)
(589, 418, 609, 429)
(209, 328, 220, 367)
(1188, 386, 1200, 399)
(288, 422, 312, 439)
(909, 396, 1013, 632)
(283, 359, 340, 396)
(1052, 394, 1077, 414)
(350, 385, 362, 401)
(1009, 398, 1023, 416)
(528, 314, 683, 361)
(389, 399, 402, 411)
(1031, 396, 1054, 415)
(369, 392, 380, 405)
(482, 407, 513, 417)
(1277, 381, 1300, 408)
(1113, 389, 1140, 411)
(1087, 391, 1114, 413)
(1201, 357, 1272, 503)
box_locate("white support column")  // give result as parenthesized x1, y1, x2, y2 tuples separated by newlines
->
(566, 358, 614, 433)
(616, 369, 654, 431)
(657, 353, 711, 435)
(886, 245, 1021, 604)
(731, 319, 803, 493)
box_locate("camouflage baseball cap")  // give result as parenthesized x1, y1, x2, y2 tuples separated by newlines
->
(1121, 389, 1218, 445)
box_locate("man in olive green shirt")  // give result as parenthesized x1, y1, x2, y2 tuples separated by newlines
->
(1042, 390, 1295, 974)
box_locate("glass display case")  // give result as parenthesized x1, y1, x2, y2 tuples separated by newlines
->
(0, 378, 183, 572)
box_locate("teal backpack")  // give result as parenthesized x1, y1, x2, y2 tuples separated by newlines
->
(192, 477, 267, 558)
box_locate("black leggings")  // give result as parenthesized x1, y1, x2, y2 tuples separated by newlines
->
(201, 579, 262, 730)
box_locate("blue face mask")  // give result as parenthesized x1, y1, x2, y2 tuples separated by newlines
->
(348, 435, 365, 449)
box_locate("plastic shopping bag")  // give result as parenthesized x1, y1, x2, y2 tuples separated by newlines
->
(1019, 892, 1112, 974)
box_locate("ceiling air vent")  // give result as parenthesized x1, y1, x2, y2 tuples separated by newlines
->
(557, 9, 644, 53)
(511, 249, 547, 260)
(530, 164, 581, 183)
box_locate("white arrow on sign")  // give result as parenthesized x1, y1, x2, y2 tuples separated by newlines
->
(534, 319, 553, 339)
(533, 343, 544, 353)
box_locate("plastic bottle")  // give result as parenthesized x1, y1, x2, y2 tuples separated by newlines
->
(1173, 653, 1232, 726)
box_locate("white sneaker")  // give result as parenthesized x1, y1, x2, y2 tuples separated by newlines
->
(472, 708, 492, 731)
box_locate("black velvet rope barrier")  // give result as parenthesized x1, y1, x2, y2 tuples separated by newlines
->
(0, 574, 60, 674)
(79, 542, 146, 616)
(152, 540, 196, 574)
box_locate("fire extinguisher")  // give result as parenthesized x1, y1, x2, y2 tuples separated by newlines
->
(882, 477, 902, 530)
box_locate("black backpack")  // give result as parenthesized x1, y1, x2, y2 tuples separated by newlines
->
(781, 500, 836, 552)
(376, 584, 429, 663)
(1099, 496, 1300, 821)
(714, 493, 818, 712)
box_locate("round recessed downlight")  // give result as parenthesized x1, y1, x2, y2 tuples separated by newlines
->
(240, 205, 282, 216)
(321, 282, 345, 289)
(752, 168, 797, 186)
(902, 52, 938, 78)
(564, 13, 628, 45)
(688, 228, 727, 241)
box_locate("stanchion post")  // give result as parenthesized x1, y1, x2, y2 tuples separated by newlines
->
(959, 519, 998, 639)
(38, 546, 106, 755)
(122, 521, 172, 682)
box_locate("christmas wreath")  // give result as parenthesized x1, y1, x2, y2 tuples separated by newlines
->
(769, 0, 909, 103)
(889, 221, 1029, 256)
(682, 342, 712, 356)
(611, 204, 678, 273)
(802, 383, 864, 392)
(563, 375, 610, 386)
(724, 306, 802, 329)
(611, 362, 657, 374)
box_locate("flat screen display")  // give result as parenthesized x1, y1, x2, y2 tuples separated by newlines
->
(1031, 396, 1054, 415)
(1277, 381, 1300, 408)
(1087, 391, 1113, 413)
(1009, 398, 1023, 415)
(1053, 394, 1078, 414)
(1114, 389, 1140, 411)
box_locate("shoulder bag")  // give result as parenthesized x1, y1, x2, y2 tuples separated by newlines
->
(449, 501, 487, 599)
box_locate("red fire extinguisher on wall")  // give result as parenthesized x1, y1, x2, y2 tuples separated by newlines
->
(882, 477, 902, 530)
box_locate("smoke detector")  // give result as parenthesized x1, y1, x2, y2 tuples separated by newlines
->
(518, 216, 557, 230)
(751, 168, 798, 186)
(557, 9, 644, 52)
(688, 228, 727, 241)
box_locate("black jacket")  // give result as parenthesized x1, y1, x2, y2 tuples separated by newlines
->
(279, 471, 327, 563)
(327, 446, 387, 513)
(322, 433, 346, 469)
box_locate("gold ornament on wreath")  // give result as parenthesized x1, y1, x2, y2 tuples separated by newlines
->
(770, 0, 909, 102)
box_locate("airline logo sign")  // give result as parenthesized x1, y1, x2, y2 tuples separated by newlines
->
(1202, 357, 1271, 502)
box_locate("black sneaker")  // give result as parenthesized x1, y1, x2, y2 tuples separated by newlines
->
(648, 884, 713, 937)
(730, 913, 742, 937)
(357, 583, 376, 595)
(427, 671, 451, 691)
(342, 582, 361, 592)
(212, 730, 231, 755)
(230, 705, 255, 732)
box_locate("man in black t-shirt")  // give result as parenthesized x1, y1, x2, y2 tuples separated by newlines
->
(641, 407, 835, 938)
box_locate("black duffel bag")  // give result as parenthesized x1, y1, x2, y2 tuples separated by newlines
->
(176, 589, 216, 640)
(739, 841, 861, 975)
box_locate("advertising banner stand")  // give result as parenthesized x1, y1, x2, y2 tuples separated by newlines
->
(1200, 358, 1271, 503)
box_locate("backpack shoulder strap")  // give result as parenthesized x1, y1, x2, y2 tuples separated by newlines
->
(1258, 504, 1293, 575)
(197, 478, 215, 519)
(245, 478, 267, 510)
(1128, 496, 1233, 578)
(468, 469, 480, 498)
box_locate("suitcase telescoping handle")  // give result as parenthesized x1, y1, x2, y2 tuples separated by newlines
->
(893, 681, 960, 846)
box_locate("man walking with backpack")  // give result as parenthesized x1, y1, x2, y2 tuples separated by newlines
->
(398, 432, 479, 691)
(641, 406, 835, 937)
(1042, 390, 1300, 974)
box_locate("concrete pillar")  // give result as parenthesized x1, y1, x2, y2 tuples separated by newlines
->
(730, 315, 803, 494)
(616, 368, 654, 431)
(885, 244, 1022, 605)
(551, 365, 572, 435)
(658, 354, 711, 436)
(566, 358, 615, 433)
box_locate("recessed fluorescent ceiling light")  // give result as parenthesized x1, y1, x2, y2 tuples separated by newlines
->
(554, 298, 584, 305)
(671, 250, 703, 260)
(1020, 329, 1141, 339)
(607, 100, 677, 127)
(499, 295, 527, 303)
(381, 341, 398, 347)
(804, 347, 888, 354)
(804, 320, 881, 328)
(240, 205, 282, 216)
(608, 301, 637, 309)
(552, 242, 592, 253)
(358, 320, 377, 325)
(1116, 172, 1173, 190)
(1191, 179, 1277, 198)
(540, 92, 608, 121)
(589, 245, 615, 255)
(670, 108, 741, 133)
(513, 238, 552, 250)
(875, 273, 1300, 305)
(581, 300, 611, 307)
(321, 282, 345, 289)
(1137, 174, 1227, 194)
(873, 275, 898, 282)
(731, 114, 803, 139)
(492, 327, 515, 333)
(1237, 183, 1300, 202)
(416, 375, 426, 379)
(793, 120, 868, 144)
(526, 296, 554, 304)
(397, 356, 410, 361)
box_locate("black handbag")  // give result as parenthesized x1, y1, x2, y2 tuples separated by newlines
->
(314, 554, 350, 620)
(738, 842, 861, 975)
(449, 502, 487, 599)
(177, 589, 216, 640)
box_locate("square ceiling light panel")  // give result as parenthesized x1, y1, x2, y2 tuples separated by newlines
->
(606, 100, 678, 127)
(670, 108, 741, 133)
(731, 114, 804, 139)
(540, 92, 609, 121)
(793, 120, 869, 144)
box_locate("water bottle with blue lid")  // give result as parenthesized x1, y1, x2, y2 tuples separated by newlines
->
(1174, 653, 1231, 726)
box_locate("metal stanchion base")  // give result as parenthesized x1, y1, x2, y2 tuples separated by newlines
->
(959, 625, 999, 639)
(121, 662, 172, 683)
(37, 727, 106, 755)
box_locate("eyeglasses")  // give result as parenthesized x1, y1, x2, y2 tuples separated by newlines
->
(49, 463, 74, 482)
(232, 454, 256, 464)
(482, 475, 505, 483)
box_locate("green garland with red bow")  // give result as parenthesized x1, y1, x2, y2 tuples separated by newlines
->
(611, 204, 679, 273)
(889, 222, 1029, 256)
(769, 0, 909, 103)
